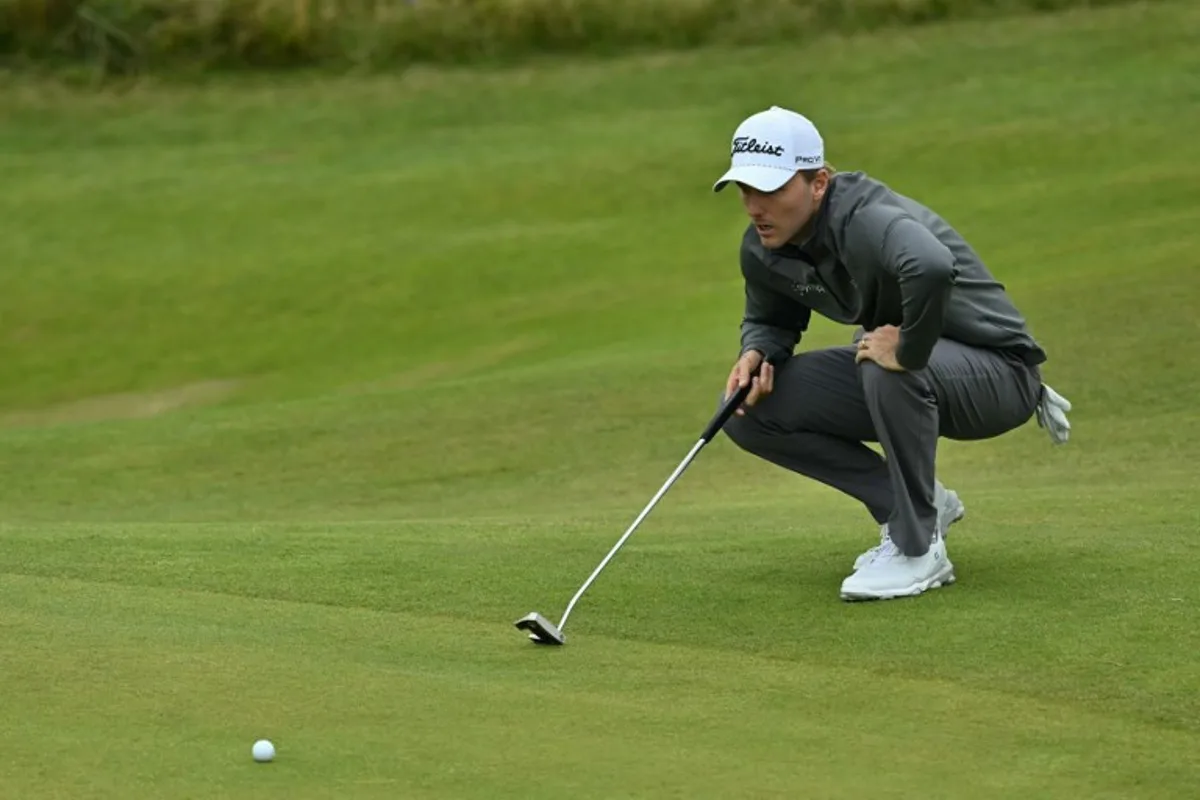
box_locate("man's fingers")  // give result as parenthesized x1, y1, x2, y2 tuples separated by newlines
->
(746, 376, 763, 406)
(740, 362, 772, 409)
(735, 376, 753, 415)
(729, 353, 766, 414)
(729, 362, 748, 388)
(725, 362, 743, 400)
(762, 362, 774, 394)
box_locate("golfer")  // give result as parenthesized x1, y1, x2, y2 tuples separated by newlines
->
(713, 105, 1072, 601)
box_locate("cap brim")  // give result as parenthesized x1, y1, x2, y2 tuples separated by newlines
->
(712, 165, 795, 193)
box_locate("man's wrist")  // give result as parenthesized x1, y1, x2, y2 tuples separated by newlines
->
(740, 346, 767, 362)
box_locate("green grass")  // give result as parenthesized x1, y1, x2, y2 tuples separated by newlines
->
(3, 2, 1200, 797)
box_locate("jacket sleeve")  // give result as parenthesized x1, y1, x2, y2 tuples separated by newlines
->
(847, 207, 956, 370)
(739, 245, 811, 363)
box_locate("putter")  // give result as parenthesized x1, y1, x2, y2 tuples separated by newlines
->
(515, 365, 763, 645)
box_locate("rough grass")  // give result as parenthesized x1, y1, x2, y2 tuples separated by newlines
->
(1, 2, 1199, 798)
(0, 0, 1156, 75)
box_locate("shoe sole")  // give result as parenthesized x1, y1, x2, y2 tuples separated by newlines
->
(851, 491, 966, 571)
(840, 562, 956, 602)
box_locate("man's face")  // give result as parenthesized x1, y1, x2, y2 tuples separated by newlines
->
(738, 170, 828, 249)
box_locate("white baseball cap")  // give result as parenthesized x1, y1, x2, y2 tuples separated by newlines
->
(712, 106, 825, 193)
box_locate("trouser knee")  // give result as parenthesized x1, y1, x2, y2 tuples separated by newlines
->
(858, 361, 932, 405)
(724, 413, 757, 453)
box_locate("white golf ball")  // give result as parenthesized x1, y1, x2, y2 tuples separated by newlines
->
(252, 739, 275, 762)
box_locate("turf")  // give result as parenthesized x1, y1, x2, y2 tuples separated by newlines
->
(2, 3, 1200, 797)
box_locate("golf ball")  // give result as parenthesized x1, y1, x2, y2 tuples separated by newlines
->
(252, 739, 275, 762)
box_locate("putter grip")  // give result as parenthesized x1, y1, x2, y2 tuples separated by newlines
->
(700, 362, 763, 443)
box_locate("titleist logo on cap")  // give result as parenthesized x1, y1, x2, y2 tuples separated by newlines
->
(732, 136, 784, 156)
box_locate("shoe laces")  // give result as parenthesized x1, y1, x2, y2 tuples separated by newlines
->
(861, 525, 890, 559)
(867, 535, 901, 564)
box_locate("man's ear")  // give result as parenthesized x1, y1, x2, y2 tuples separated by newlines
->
(813, 169, 831, 202)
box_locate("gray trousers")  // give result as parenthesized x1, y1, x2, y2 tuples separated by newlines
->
(723, 338, 1043, 557)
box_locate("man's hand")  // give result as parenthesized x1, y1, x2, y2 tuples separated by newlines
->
(725, 350, 774, 416)
(855, 325, 906, 372)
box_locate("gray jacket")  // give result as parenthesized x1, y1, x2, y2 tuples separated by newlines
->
(739, 171, 1047, 370)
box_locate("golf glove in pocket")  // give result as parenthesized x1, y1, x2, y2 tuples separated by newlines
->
(1035, 383, 1072, 445)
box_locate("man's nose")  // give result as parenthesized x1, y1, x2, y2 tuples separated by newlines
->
(741, 189, 764, 216)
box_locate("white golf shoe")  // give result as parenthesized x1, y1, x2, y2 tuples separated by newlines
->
(840, 533, 955, 601)
(853, 482, 965, 571)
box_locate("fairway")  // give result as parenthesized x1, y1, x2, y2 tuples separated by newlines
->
(3, 2, 1200, 797)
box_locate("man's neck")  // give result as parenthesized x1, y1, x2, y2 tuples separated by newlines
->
(788, 178, 834, 249)
(789, 201, 824, 248)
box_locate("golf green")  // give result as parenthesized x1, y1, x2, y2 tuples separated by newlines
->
(2, 2, 1198, 797)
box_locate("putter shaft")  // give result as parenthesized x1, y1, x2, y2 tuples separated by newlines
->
(518, 371, 757, 643)
(555, 436, 707, 631)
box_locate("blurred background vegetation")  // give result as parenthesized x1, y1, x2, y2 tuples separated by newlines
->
(1, 0, 1149, 78)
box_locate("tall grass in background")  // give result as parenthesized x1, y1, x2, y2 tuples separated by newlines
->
(0, 0, 1150, 76)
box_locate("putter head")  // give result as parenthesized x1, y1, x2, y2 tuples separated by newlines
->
(514, 612, 565, 645)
